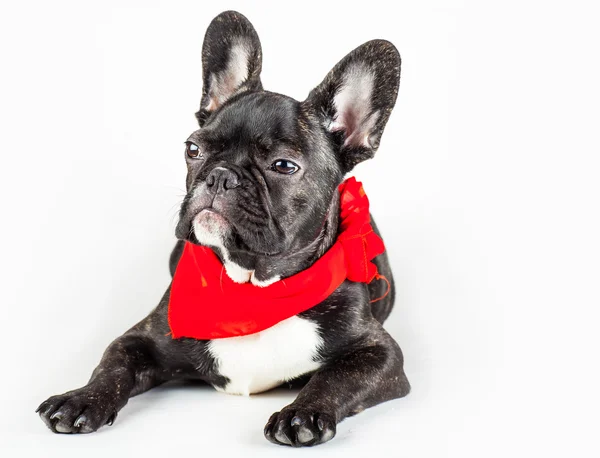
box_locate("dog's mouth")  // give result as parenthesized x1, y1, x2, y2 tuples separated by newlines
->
(184, 206, 283, 257)
(193, 208, 230, 236)
(195, 207, 227, 223)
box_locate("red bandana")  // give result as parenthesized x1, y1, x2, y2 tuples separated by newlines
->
(168, 177, 386, 340)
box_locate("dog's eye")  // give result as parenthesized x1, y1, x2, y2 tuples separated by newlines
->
(185, 142, 202, 159)
(271, 160, 300, 175)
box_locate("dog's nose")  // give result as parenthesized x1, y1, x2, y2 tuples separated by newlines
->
(206, 167, 240, 194)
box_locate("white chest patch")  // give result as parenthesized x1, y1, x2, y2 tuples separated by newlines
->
(207, 316, 323, 396)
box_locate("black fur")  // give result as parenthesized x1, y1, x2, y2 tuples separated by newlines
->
(37, 10, 410, 446)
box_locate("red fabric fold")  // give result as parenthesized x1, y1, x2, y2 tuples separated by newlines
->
(168, 177, 385, 340)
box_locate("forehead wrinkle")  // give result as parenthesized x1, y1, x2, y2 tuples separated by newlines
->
(207, 97, 303, 153)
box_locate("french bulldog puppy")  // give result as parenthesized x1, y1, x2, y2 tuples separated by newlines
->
(37, 10, 410, 447)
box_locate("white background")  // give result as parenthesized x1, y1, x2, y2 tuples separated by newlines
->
(1, 0, 599, 456)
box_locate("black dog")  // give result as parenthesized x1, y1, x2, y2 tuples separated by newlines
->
(37, 10, 410, 447)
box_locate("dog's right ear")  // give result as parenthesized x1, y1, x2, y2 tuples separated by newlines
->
(196, 11, 263, 126)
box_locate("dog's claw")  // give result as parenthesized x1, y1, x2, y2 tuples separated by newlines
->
(106, 413, 116, 426)
(36, 401, 54, 416)
(74, 415, 87, 428)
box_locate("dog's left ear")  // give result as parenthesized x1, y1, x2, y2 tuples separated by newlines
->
(196, 11, 263, 126)
(304, 40, 401, 172)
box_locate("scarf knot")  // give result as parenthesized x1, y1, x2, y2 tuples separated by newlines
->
(337, 177, 385, 283)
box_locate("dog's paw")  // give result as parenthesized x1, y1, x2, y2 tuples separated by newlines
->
(36, 385, 119, 434)
(264, 407, 336, 447)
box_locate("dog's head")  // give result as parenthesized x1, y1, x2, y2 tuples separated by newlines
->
(176, 11, 401, 285)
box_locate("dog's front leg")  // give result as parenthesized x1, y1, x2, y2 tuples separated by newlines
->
(264, 327, 410, 447)
(37, 332, 161, 433)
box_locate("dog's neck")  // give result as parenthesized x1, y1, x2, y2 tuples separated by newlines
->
(211, 192, 340, 287)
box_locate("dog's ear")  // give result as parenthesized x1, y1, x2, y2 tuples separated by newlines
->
(196, 11, 263, 126)
(304, 40, 401, 172)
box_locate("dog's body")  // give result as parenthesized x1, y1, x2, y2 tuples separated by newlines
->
(37, 11, 410, 446)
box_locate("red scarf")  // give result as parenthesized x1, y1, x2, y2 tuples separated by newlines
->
(168, 177, 386, 340)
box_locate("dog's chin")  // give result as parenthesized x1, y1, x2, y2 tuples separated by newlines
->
(192, 209, 233, 249)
